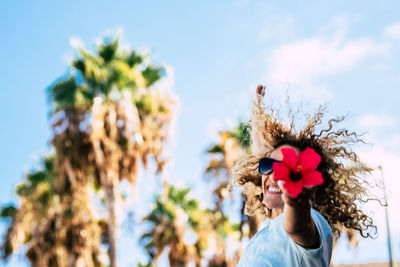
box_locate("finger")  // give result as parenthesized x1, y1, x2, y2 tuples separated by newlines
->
(277, 180, 311, 206)
(277, 180, 287, 194)
(281, 193, 293, 205)
(277, 181, 296, 204)
(277, 180, 297, 199)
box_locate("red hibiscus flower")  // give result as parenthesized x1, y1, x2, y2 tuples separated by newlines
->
(272, 147, 323, 198)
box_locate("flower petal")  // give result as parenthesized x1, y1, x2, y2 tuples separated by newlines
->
(298, 147, 321, 171)
(284, 180, 303, 198)
(281, 148, 298, 170)
(272, 162, 290, 182)
(302, 170, 324, 187)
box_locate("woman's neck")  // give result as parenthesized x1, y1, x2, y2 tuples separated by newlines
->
(271, 208, 283, 219)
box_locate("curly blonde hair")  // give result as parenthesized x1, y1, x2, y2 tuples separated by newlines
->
(233, 91, 379, 238)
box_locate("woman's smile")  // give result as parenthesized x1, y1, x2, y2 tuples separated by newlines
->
(267, 185, 282, 194)
(263, 174, 284, 210)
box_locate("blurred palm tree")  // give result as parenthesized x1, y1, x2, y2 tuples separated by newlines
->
(205, 121, 251, 209)
(140, 184, 239, 267)
(47, 35, 176, 267)
(140, 185, 201, 266)
(1, 156, 104, 267)
(204, 121, 264, 265)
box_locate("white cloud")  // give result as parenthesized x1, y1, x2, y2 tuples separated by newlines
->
(263, 36, 383, 101)
(384, 21, 400, 40)
(358, 113, 397, 128)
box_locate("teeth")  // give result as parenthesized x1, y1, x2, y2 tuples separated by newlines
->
(268, 186, 281, 193)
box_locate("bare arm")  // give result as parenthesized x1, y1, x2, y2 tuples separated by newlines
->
(279, 182, 320, 248)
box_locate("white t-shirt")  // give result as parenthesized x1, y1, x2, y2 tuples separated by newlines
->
(237, 209, 333, 267)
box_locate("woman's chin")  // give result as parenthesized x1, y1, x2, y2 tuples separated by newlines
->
(263, 192, 284, 210)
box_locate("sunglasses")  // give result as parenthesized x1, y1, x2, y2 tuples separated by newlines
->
(258, 158, 281, 175)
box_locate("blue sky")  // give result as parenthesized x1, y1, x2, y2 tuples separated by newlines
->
(1, 0, 400, 266)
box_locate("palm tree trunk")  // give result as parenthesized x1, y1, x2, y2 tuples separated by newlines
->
(105, 178, 120, 267)
(169, 248, 188, 267)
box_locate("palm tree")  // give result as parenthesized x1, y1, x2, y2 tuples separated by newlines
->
(140, 185, 201, 266)
(141, 184, 238, 267)
(1, 156, 104, 267)
(48, 35, 176, 267)
(204, 121, 264, 265)
(205, 123, 248, 211)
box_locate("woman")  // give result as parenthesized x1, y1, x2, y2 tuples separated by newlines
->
(234, 85, 377, 266)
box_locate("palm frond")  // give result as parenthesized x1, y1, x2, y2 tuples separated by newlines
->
(48, 77, 78, 111)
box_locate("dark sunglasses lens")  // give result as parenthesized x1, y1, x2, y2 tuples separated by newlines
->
(259, 158, 279, 174)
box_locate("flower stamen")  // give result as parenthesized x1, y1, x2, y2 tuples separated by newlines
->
(289, 170, 302, 182)
(296, 165, 303, 172)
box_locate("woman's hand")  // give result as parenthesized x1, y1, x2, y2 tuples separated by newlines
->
(277, 180, 320, 249)
(256, 84, 266, 96)
(277, 180, 315, 208)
